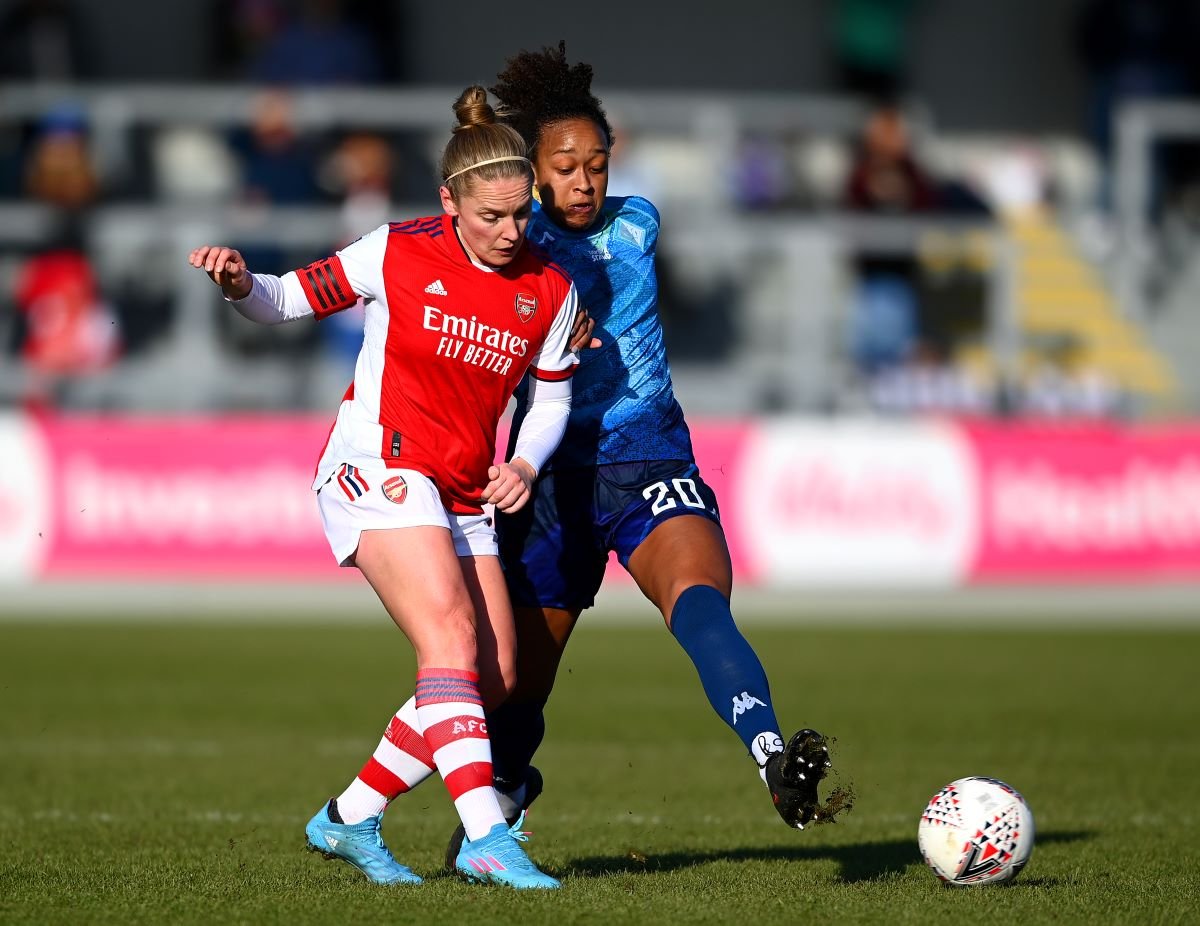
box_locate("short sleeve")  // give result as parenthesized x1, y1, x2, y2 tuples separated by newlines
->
(529, 282, 580, 382)
(293, 224, 389, 319)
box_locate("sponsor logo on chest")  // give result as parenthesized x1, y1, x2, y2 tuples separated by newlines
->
(419, 281, 535, 377)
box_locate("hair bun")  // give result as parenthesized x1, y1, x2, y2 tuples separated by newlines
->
(452, 85, 496, 133)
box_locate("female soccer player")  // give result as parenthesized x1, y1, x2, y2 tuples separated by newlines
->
(189, 86, 576, 890)
(475, 43, 834, 837)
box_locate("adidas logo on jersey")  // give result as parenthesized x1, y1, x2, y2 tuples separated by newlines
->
(424, 279, 448, 296)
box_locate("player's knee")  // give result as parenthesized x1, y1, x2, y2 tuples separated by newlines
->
(662, 582, 724, 623)
(419, 597, 479, 665)
(665, 581, 732, 630)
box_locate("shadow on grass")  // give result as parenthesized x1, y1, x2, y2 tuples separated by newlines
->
(563, 829, 1093, 884)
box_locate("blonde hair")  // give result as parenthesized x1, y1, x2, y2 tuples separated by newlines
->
(440, 85, 532, 199)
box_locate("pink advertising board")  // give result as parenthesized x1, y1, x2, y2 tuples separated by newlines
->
(964, 422, 1200, 581)
(36, 415, 346, 579)
(0, 414, 754, 583)
(4, 413, 1200, 586)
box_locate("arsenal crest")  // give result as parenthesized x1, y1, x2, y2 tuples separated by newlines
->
(515, 292, 537, 322)
(382, 475, 408, 504)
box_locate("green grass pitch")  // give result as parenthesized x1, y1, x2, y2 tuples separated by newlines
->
(2, 615, 1198, 924)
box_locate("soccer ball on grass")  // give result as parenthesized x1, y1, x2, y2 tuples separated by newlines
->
(917, 776, 1034, 886)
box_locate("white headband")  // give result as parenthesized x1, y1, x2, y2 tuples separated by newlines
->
(444, 155, 531, 184)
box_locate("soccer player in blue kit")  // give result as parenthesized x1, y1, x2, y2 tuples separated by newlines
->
(445, 44, 836, 858)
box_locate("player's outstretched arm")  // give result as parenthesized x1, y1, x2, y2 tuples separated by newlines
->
(188, 244, 320, 325)
(189, 245, 252, 300)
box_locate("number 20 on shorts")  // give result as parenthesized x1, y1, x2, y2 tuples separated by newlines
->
(642, 478, 706, 515)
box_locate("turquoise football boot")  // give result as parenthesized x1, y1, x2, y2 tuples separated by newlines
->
(444, 765, 543, 870)
(454, 812, 559, 890)
(305, 800, 423, 885)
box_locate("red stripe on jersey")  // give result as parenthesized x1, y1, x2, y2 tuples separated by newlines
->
(358, 756, 409, 798)
(423, 716, 490, 753)
(297, 256, 357, 318)
(443, 762, 494, 797)
(529, 365, 576, 382)
(383, 716, 435, 767)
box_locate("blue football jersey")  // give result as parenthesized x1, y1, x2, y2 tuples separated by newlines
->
(513, 196, 694, 468)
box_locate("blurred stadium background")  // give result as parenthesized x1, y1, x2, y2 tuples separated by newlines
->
(3, 0, 1200, 608)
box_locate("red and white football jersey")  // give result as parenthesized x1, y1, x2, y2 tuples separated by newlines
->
(290, 215, 577, 513)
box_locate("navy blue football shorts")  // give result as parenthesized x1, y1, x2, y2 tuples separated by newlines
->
(498, 460, 722, 612)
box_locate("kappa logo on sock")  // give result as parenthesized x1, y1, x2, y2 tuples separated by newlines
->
(731, 691, 767, 724)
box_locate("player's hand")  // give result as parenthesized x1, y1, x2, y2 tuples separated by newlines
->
(569, 306, 601, 352)
(189, 245, 252, 300)
(483, 458, 536, 513)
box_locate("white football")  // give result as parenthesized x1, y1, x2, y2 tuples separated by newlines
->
(917, 776, 1035, 886)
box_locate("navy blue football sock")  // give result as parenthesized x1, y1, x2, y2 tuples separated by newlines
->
(670, 584, 783, 763)
(485, 698, 546, 789)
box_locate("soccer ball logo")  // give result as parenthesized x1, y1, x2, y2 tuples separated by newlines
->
(917, 776, 1034, 886)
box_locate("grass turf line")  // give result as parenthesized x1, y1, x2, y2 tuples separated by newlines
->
(1, 619, 1197, 924)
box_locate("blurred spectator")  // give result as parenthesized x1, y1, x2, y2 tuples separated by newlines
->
(232, 90, 322, 206)
(219, 91, 323, 357)
(245, 0, 382, 85)
(843, 103, 937, 213)
(868, 339, 991, 416)
(732, 136, 793, 211)
(23, 105, 98, 210)
(206, 0, 287, 80)
(10, 107, 122, 399)
(12, 221, 121, 393)
(152, 126, 241, 203)
(1019, 337, 1125, 419)
(209, 0, 400, 83)
(843, 102, 935, 371)
(831, 0, 918, 98)
(0, 0, 92, 81)
(319, 131, 393, 231)
(843, 103, 992, 373)
(315, 132, 396, 374)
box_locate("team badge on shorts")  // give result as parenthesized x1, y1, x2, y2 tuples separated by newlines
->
(515, 292, 537, 322)
(382, 475, 408, 504)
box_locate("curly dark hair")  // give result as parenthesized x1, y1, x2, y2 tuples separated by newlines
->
(490, 41, 614, 157)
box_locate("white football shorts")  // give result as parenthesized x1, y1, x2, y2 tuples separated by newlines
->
(316, 464, 497, 566)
